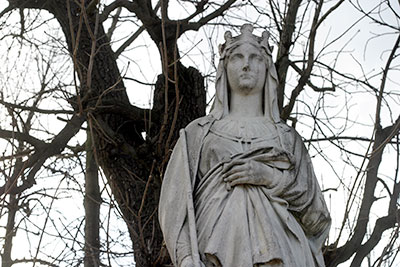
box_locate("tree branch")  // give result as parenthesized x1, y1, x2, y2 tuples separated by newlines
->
(281, 0, 324, 120)
(0, 4, 15, 18)
(182, 0, 236, 33)
(93, 101, 154, 124)
(350, 210, 400, 267)
(12, 258, 58, 267)
(275, 0, 302, 111)
(316, 0, 345, 29)
(0, 129, 46, 148)
(289, 61, 335, 92)
(113, 1, 160, 58)
(101, 0, 136, 22)
(160, 0, 170, 22)
(181, 0, 208, 23)
(101, 0, 159, 26)
(375, 33, 400, 128)
(0, 99, 74, 115)
(304, 135, 399, 144)
(0, 114, 86, 196)
(328, 116, 400, 266)
(6, 0, 49, 11)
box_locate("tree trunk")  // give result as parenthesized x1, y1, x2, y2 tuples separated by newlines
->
(84, 129, 101, 267)
(1, 194, 17, 267)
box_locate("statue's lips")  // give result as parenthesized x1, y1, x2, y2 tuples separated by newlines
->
(239, 73, 254, 79)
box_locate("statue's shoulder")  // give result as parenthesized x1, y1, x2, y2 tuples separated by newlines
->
(276, 121, 295, 135)
(184, 115, 214, 133)
(276, 121, 305, 150)
(276, 121, 302, 136)
(181, 116, 215, 150)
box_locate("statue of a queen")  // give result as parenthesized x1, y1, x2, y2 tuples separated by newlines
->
(159, 24, 331, 267)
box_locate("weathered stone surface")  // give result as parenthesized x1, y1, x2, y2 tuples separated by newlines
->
(159, 24, 331, 267)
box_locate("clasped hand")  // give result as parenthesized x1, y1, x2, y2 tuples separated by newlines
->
(222, 158, 277, 190)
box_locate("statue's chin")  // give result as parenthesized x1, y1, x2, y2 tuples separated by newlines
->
(237, 84, 255, 95)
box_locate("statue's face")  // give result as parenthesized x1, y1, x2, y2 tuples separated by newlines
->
(226, 43, 267, 95)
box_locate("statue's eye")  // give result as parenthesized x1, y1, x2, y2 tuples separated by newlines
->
(230, 53, 243, 61)
(250, 54, 264, 61)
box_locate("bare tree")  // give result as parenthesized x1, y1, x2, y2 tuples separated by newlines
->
(0, 0, 399, 266)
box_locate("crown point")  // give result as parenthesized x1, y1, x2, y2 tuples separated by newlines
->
(224, 31, 232, 41)
(240, 24, 254, 34)
(262, 30, 270, 40)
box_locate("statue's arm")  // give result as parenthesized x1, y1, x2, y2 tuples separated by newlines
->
(160, 122, 207, 267)
(159, 136, 191, 266)
(282, 129, 331, 237)
(176, 219, 194, 266)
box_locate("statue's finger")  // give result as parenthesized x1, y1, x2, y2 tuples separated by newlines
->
(222, 159, 246, 173)
(222, 166, 246, 180)
(223, 171, 246, 182)
(229, 177, 251, 187)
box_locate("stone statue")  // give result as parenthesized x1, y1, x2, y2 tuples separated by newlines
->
(159, 24, 331, 267)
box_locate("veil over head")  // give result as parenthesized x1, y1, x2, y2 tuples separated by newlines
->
(209, 24, 281, 123)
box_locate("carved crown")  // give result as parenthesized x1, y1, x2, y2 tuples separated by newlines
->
(219, 24, 272, 58)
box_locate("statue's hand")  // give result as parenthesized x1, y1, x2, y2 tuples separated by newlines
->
(180, 256, 205, 267)
(222, 158, 279, 189)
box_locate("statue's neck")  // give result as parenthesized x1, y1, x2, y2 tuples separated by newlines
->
(228, 91, 263, 118)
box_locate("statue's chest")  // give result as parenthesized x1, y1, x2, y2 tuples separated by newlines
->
(198, 120, 281, 177)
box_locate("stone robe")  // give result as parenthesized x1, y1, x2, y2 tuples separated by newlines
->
(159, 115, 330, 267)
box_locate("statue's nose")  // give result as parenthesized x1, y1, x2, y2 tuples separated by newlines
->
(242, 60, 250, 71)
